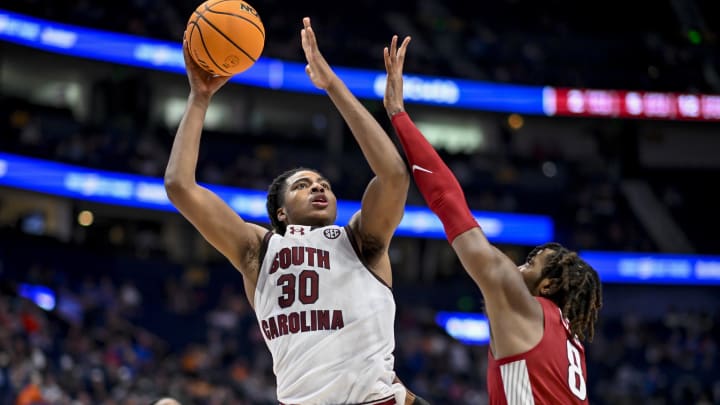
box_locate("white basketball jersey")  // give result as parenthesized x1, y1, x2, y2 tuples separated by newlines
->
(255, 224, 398, 405)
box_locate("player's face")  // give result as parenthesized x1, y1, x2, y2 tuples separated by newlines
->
(279, 170, 338, 228)
(518, 248, 556, 295)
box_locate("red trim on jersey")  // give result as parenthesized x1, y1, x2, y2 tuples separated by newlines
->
(360, 395, 395, 405)
(344, 225, 392, 291)
(258, 230, 274, 270)
(365, 397, 395, 405)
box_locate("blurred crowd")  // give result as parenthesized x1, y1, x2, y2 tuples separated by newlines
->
(0, 230, 718, 405)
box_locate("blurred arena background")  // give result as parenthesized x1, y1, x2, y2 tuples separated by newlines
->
(1, 1, 719, 404)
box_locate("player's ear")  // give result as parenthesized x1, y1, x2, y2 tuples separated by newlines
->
(537, 278, 553, 296)
(277, 208, 287, 223)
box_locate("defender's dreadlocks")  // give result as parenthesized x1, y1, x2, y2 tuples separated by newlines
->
(527, 242, 603, 342)
(266, 167, 316, 235)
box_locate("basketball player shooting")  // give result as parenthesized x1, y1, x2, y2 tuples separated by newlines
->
(165, 17, 425, 405)
(382, 35, 603, 404)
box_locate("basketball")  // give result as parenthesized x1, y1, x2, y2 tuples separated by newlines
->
(186, 0, 265, 76)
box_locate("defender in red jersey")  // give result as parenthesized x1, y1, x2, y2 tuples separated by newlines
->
(487, 296, 589, 404)
(381, 35, 603, 404)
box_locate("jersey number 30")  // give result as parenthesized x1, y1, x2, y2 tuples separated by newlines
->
(566, 340, 587, 400)
(277, 270, 319, 308)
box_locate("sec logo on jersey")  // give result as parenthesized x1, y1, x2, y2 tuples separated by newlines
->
(323, 228, 341, 239)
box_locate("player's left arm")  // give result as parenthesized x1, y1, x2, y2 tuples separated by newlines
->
(300, 17, 409, 271)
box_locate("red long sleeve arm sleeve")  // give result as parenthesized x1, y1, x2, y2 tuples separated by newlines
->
(391, 112, 479, 243)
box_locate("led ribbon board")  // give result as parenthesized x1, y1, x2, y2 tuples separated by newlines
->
(0, 9, 547, 115)
(581, 251, 720, 285)
(435, 311, 490, 345)
(3, 9, 719, 120)
(0, 152, 553, 245)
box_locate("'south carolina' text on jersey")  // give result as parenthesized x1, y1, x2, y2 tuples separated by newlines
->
(261, 245, 345, 341)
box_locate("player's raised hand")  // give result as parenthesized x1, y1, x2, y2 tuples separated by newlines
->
(383, 35, 411, 117)
(301, 17, 338, 91)
(183, 38, 231, 100)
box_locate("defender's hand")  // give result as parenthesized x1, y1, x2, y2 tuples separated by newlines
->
(301, 17, 338, 91)
(383, 35, 411, 117)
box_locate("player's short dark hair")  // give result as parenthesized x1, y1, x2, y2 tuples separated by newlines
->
(528, 242, 603, 341)
(266, 167, 317, 234)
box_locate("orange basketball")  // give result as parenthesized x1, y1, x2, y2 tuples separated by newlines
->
(186, 0, 265, 76)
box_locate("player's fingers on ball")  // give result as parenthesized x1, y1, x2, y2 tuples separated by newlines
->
(182, 43, 193, 63)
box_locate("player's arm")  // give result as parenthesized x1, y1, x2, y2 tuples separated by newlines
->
(164, 41, 266, 280)
(389, 112, 534, 314)
(300, 18, 409, 263)
(383, 35, 540, 331)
